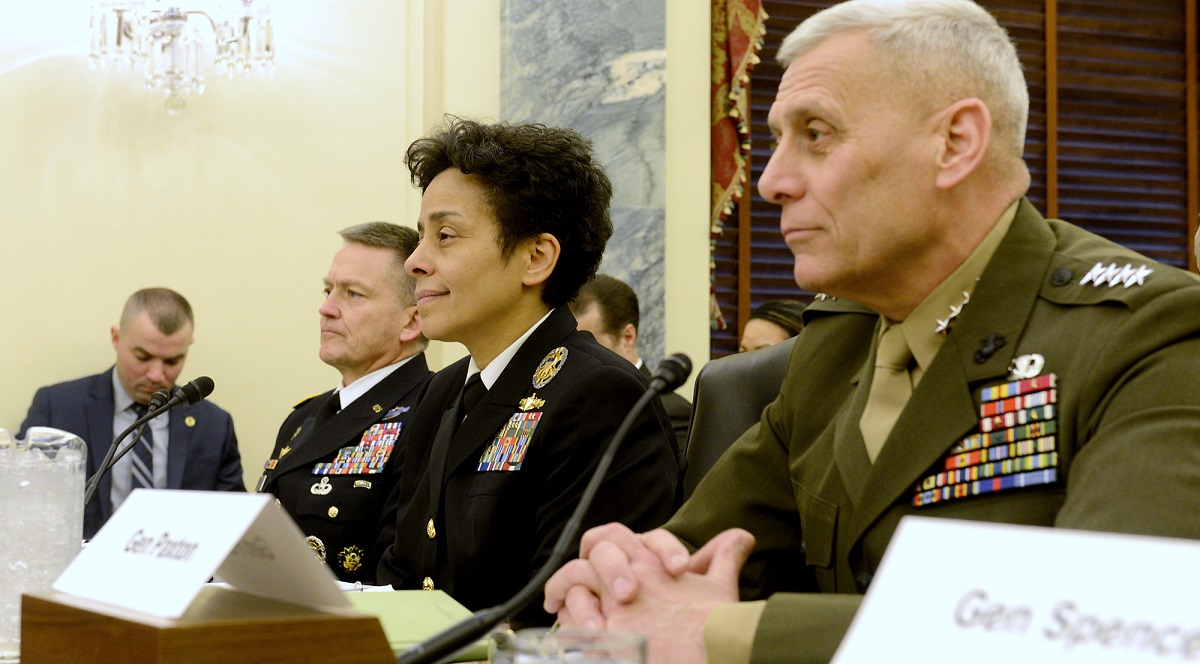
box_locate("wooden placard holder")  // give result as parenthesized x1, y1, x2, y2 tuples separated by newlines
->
(21, 586, 396, 664)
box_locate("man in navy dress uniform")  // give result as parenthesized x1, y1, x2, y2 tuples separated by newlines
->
(258, 222, 431, 583)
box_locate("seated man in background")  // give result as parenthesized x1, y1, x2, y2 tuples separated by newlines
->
(376, 117, 679, 626)
(738, 299, 805, 352)
(257, 222, 431, 583)
(545, 0, 1200, 661)
(21, 288, 244, 539)
(570, 273, 692, 453)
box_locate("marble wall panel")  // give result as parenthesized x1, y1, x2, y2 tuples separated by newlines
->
(501, 0, 669, 369)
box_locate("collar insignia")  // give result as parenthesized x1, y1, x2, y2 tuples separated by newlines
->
(934, 291, 971, 335)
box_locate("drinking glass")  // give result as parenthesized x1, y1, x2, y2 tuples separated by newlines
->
(492, 627, 646, 664)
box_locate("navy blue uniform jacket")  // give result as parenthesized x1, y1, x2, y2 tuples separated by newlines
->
(376, 307, 679, 626)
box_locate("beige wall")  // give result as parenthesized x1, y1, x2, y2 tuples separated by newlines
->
(0, 0, 708, 488)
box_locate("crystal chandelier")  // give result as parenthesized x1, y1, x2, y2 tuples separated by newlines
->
(88, 1, 275, 115)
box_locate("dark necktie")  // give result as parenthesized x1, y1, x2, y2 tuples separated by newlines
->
(312, 393, 341, 430)
(459, 374, 487, 424)
(130, 403, 156, 490)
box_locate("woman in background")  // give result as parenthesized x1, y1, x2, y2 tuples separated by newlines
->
(738, 299, 805, 352)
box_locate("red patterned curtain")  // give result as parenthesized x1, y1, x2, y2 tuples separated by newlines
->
(710, 0, 767, 329)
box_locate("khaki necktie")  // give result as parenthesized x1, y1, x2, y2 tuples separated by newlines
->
(860, 324, 914, 462)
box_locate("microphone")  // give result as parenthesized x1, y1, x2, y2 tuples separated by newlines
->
(649, 353, 692, 393)
(163, 376, 216, 410)
(396, 354, 693, 664)
(83, 377, 216, 506)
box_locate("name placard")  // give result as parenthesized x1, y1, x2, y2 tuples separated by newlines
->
(53, 490, 348, 618)
(833, 517, 1200, 664)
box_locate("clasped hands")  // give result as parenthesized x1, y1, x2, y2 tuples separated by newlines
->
(544, 524, 756, 663)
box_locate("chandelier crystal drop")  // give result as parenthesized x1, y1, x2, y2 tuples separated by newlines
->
(88, 1, 274, 115)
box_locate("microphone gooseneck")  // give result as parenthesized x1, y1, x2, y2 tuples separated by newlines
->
(83, 377, 216, 507)
(396, 355, 692, 664)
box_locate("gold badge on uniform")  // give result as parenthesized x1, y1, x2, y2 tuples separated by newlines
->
(519, 393, 545, 412)
(339, 545, 363, 572)
(290, 425, 303, 441)
(184, 416, 196, 427)
(532, 347, 568, 389)
(280, 445, 291, 458)
(306, 535, 326, 562)
(372, 404, 383, 413)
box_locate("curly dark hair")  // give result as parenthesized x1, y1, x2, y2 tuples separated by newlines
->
(405, 116, 614, 308)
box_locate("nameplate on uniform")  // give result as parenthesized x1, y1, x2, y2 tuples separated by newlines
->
(833, 517, 1200, 663)
(53, 490, 348, 619)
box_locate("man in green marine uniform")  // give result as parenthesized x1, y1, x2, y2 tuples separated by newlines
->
(544, 0, 1200, 661)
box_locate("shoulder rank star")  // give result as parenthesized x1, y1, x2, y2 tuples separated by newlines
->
(1079, 262, 1153, 288)
(533, 347, 568, 389)
(519, 393, 546, 412)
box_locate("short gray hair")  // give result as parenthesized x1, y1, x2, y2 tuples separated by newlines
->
(337, 222, 420, 305)
(778, 0, 1028, 160)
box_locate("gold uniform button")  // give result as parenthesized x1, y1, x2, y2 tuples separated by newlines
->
(328, 506, 339, 518)
(275, 499, 282, 508)
(426, 519, 436, 539)
(422, 577, 435, 591)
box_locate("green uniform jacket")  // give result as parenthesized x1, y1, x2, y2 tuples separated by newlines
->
(666, 199, 1200, 663)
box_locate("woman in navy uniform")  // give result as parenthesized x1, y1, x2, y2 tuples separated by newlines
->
(374, 118, 678, 625)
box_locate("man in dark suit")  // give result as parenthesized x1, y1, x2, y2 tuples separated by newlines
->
(570, 273, 692, 454)
(375, 118, 679, 626)
(20, 288, 244, 540)
(545, 0, 1200, 662)
(257, 222, 431, 583)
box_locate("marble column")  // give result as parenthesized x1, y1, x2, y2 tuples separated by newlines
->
(501, 0, 668, 368)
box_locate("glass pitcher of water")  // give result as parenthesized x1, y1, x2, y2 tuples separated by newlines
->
(0, 427, 86, 662)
